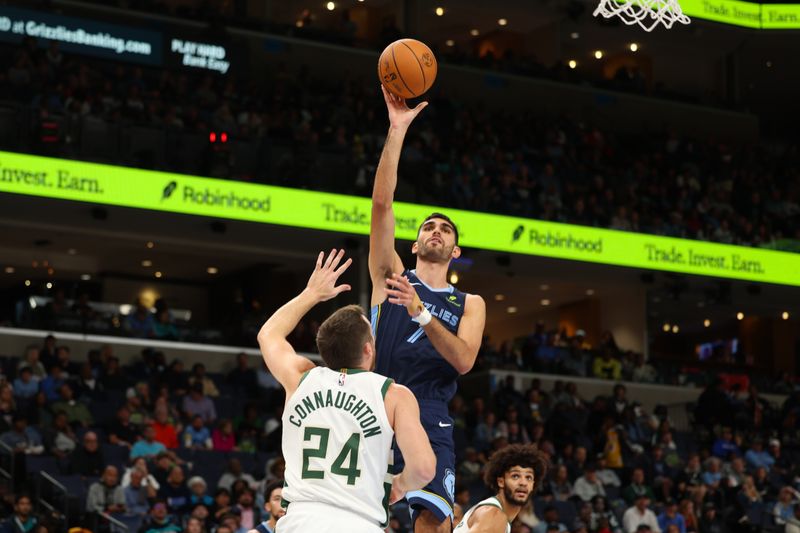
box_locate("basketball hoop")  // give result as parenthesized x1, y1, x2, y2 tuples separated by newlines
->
(593, 0, 691, 32)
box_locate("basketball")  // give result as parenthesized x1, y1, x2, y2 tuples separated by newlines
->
(378, 38, 437, 99)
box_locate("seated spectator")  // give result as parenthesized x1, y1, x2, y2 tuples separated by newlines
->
(567, 446, 589, 482)
(252, 481, 286, 533)
(124, 467, 156, 519)
(86, 465, 126, 516)
(227, 353, 258, 396)
(458, 447, 483, 486)
(39, 364, 66, 402)
(773, 486, 800, 525)
(697, 502, 722, 533)
(213, 419, 237, 451)
(785, 504, 800, 533)
(534, 506, 568, 533)
(574, 463, 606, 502)
(188, 476, 214, 508)
(11, 367, 39, 401)
(218, 458, 258, 492)
(69, 431, 105, 477)
(126, 300, 155, 338)
(0, 414, 44, 455)
(219, 512, 245, 533)
(108, 406, 139, 448)
(162, 360, 189, 397)
(622, 495, 660, 533)
(212, 488, 234, 524)
(123, 457, 161, 490)
(701, 458, 723, 489)
(44, 411, 77, 458)
(744, 438, 775, 471)
(151, 405, 179, 449)
(101, 357, 130, 391)
(647, 445, 676, 501)
(188, 363, 220, 398)
(137, 499, 180, 533)
(596, 455, 622, 488)
(17, 346, 46, 379)
(710, 427, 740, 459)
(236, 488, 258, 530)
(593, 349, 622, 381)
(624, 468, 655, 505)
(631, 354, 657, 383)
(723, 457, 747, 488)
(54, 345, 78, 377)
(591, 495, 623, 533)
(131, 425, 167, 460)
(182, 383, 217, 424)
(0, 494, 37, 533)
(51, 384, 94, 428)
(159, 465, 191, 515)
(183, 415, 213, 449)
(73, 362, 104, 401)
(546, 464, 575, 502)
(678, 500, 698, 533)
(657, 500, 686, 533)
(736, 475, 762, 515)
(185, 516, 206, 533)
(153, 309, 179, 340)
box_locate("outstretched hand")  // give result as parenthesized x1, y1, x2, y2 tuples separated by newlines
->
(306, 249, 352, 302)
(382, 85, 428, 130)
(385, 273, 424, 317)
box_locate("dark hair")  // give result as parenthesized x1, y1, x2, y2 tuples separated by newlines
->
(483, 443, 548, 493)
(418, 212, 459, 245)
(264, 480, 283, 501)
(15, 493, 32, 504)
(316, 305, 372, 369)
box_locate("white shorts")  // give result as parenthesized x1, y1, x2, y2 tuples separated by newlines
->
(276, 501, 383, 533)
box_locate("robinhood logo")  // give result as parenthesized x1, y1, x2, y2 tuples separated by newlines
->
(162, 180, 271, 212)
(512, 225, 603, 254)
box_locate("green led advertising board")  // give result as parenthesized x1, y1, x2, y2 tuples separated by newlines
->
(1, 151, 799, 287)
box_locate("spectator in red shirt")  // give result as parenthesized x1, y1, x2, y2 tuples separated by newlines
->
(212, 419, 236, 452)
(151, 405, 179, 449)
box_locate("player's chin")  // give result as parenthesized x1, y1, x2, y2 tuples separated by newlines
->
(511, 493, 530, 505)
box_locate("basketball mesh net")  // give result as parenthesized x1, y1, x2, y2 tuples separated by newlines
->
(593, 0, 691, 31)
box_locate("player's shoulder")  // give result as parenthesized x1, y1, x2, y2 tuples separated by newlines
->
(384, 381, 413, 401)
(469, 502, 508, 529)
(463, 292, 486, 311)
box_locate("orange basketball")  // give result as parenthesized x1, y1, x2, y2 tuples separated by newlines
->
(378, 39, 437, 99)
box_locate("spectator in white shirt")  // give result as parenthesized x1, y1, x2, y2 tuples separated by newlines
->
(623, 495, 661, 533)
(574, 464, 607, 502)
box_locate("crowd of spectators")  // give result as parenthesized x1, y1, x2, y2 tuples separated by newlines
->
(0, 335, 286, 532)
(1, 37, 799, 250)
(3, 331, 800, 533)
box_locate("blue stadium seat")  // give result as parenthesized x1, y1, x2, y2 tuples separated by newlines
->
(25, 454, 60, 477)
(102, 443, 131, 470)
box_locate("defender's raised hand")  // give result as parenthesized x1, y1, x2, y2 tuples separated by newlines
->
(306, 249, 352, 302)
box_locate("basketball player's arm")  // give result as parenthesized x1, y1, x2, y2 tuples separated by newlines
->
(386, 274, 486, 375)
(257, 249, 352, 396)
(466, 505, 509, 532)
(386, 383, 436, 503)
(369, 87, 426, 306)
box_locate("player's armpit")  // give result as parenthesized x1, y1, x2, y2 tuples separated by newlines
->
(467, 505, 508, 532)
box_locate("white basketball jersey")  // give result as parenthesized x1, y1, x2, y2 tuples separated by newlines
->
(454, 496, 511, 533)
(281, 367, 395, 527)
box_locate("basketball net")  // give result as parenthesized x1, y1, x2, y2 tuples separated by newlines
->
(593, 0, 691, 31)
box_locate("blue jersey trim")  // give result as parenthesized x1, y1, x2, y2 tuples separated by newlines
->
(370, 304, 380, 336)
(409, 270, 454, 294)
(406, 489, 454, 521)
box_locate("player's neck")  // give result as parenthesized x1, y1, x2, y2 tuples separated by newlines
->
(413, 259, 450, 289)
(268, 517, 278, 529)
(496, 492, 523, 524)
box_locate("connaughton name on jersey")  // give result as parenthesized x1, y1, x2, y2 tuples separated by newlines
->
(288, 388, 383, 438)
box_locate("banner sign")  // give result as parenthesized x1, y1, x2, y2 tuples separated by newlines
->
(0, 6, 162, 65)
(1, 151, 799, 287)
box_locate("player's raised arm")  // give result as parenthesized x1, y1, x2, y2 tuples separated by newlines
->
(369, 87, 428, 304)
(257, 249, 352, 396)
(385, 383, 436, 504)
